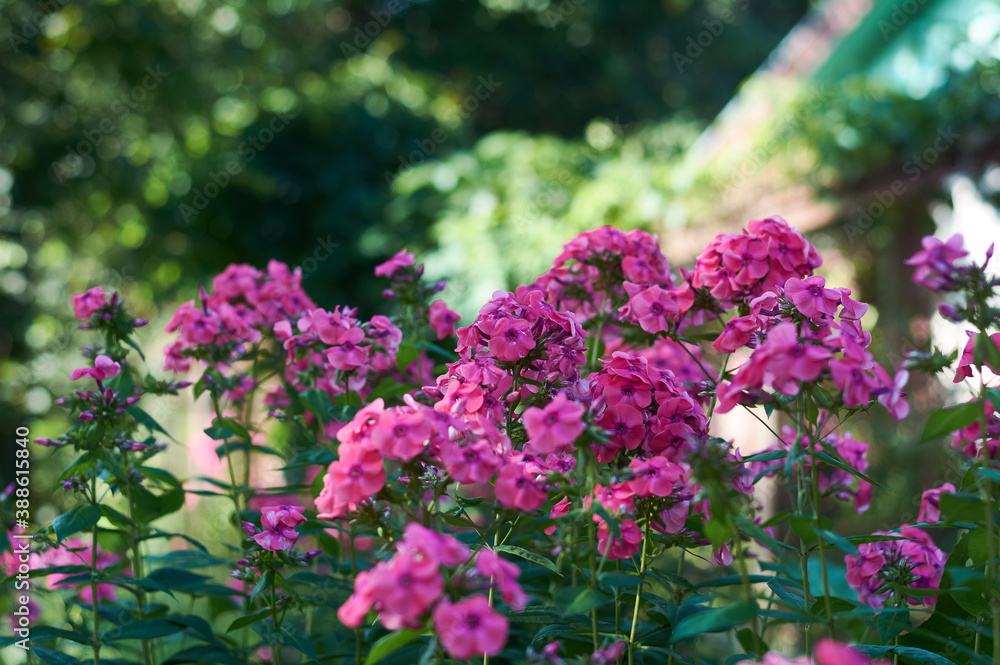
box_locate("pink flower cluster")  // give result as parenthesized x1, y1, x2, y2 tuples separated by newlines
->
(338, 524, 516, 660)
(533, 226, 674, 324)
(274, 307, 402, 400)
(713, 274, 908, 419)
(692, 216, 822, 306)
(590, 351, 709, 464)
(845, 526, 945, 608)
(164, 261, 316, 373)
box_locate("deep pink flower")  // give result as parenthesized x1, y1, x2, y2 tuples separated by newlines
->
(72, 287, 108, 320)
(713, 315, 758, 353)
(316, 444, 385, 519)
(488, 317, 536, 361)
(70, 355, 122, 382)
(433, 595, 508, 660)
(590, 642, 627, 665)
(830, 355, 877, 407)
(522, 393, 586, 454)
(374, 249, 416, 278)
(476, 549, 528, 610)
(402, 523, 471, 567)
(254, 505, 306, 552)
(370, 407, 433, 461)
(494, 462, 547, 511)
(845, 526, 945, 608)
(874, 365, 909, 419)
(918, 483, 956, 524)
(429, 300, 461, 340)
(713, 545, 734, 567)
(596, 518, 642, 560)
(596, 405, 645, 452)
(954, 330, 1000, 383)
(440, 438, 502, 484)
(545, 496, 572, 535)
(784, 275, 840, 319)
(621, 282, 680, 333)
(628, 456, 683, 497)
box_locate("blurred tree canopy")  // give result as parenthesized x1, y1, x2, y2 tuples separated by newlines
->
(0, 0, 813, 440)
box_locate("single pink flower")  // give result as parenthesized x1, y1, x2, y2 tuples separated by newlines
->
(522, 393, 586, 454)
(429, 300, 461, 340)
(488, 317, 536, 361)
(72, 287, 109, 320)
(545, 496, 572, 535)
(627, 456, 683, 497)
(918, 483, 956, 524)
(713, 545, 734, 567)
(596, 518, 642, 560)
(476, 549, 528, 610)
(713, 315, 758, 353)
(784, 275, 841, 319)
(69, 355, 122, 381)
(494, 462, 547, 511)
(596, 405, 645, 452)
(433, 595, 509, 660)
(316, 445, 385, 518)
(375, 249, 416, 278)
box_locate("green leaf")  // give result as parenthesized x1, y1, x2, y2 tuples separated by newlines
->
(103, 618, 186, 641)
(816, 528, 858, 555)
(670, 601, 757, 642)
(919, 402, 982, 444)
(734, 515, 797, 552)
(851, 645, 957, 665)
(33, 648, 82, 665)
(810, 450, 886, 489)
(563, 588, 609, 616)
(226, 607, 273, 632)
(395, 341, 421, 371)
(939, 493, 984, 525)
(767, 578, 805, 609)
(163, 646, 245, 665)
(495, 545, 560, 575)
(212, 416, 252, 441)
(365, 629, 427, 665)
(204, 426, 235, 440)
(128, 405, 172, 438)
(53, 504, 103, 543)
(367, 377, 417, 402)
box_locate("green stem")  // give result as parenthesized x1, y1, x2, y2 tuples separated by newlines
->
(732, 527, 762, 655)
(810, 449, 835, 639)
(350, 524, 362, 665)
(589, 520, 599, 650)
(124, 480, 153, 665)
(89, 462, 101, 665)
(978, 376, 1000, 664)
(271, 570, 283, 665)
(627, 521, 651, 665)
(485, 527, 500, 665)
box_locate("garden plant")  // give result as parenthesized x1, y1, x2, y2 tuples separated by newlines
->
(4, 218, 1000, 665)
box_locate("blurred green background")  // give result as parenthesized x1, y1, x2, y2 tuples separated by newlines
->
(3, 0, 1000, 535)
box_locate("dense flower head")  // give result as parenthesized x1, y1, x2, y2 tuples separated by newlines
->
(692, 216, 821, 307)
(590, 351, 708, 463)
(163, 260, 316, 373)
(905, 233, 968, 291)
(533, 226, 673, 324)
(845, 526, 946, 608)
